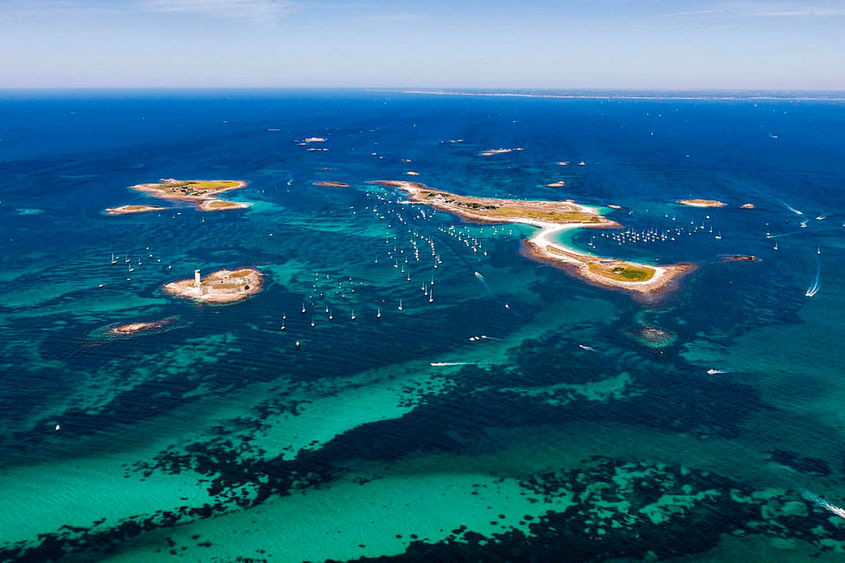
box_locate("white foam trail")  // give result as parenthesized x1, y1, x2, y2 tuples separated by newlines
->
(766, 230, 804, 239)
(430, 361, 486, 367)
(473, 271, 494, 296)
(806, 255, 821, 297)
(780, 200, 804, 216)
(801, 490, 845, 519)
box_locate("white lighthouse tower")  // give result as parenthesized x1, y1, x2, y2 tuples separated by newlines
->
(194, 269, 201, 292)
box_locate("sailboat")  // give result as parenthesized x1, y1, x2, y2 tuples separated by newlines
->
(111, 253, 117, 265)
(301, 302, 306, 314)
(280, 320, 286, 331)
(773, 242, 778, 251)
(429, 288, 434, 303)
(377, 307, 381, 318)
(398, 299, 403, 311)
(351, 309, 356, 320)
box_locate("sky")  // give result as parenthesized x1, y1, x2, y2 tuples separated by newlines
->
(1, 0, 844, 90)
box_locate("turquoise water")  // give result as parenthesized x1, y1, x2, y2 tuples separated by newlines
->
(2, 90, 845, 561)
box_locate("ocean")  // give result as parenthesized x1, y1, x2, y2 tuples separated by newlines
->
(1, 89, 845, 561)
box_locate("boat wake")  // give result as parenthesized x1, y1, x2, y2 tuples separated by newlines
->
(801, 490, 845, 519)
(780, 200, 804, 216)
(474, 271, 495, 297)
(766, 230, 804, 239)
(430, 361, 488, 367)
(806, 255, 821, 297)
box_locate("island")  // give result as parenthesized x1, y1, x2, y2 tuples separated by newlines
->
(740, 203, 756, 209)
(163, 268, 263, 304)
(546, 181, 566, 187)
(105, 204, 167, 215)
(312, 181, 350, 188)
(126, 179, 249, 212)
(676, 199, 728, 208)
(369, 180, 694, 296)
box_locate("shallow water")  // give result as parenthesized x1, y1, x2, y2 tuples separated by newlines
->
(2, 90, 845, 561)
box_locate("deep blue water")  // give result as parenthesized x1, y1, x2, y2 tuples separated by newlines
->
(2, 90, 845, 562)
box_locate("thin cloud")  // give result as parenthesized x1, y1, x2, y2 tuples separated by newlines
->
(653, 2, 845, 19)
(138, 0, 298, 21)
(0, 0, 299, 22)
(654, 8, 728, 18)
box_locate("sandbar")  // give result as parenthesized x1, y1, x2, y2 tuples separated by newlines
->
(199, 200, 250, 212)
(370, 180, 693, 296)
(721, 255, 757, 262)
(105, 204, 167, 215)
(676, 199, 728, 208)
(740, 203, 756, 209)
(128, 178, 248, 212)
(630, 325, 678, 348)
(313, 181, 350, 188)
(109, 318, 176, 335)
(163, 268, 263, 304)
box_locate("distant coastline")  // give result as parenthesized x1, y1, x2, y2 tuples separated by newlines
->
(388, 89, 845, 102)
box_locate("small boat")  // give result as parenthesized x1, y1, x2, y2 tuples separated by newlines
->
(310, 317, 315, 327)
(773, 242, 778, 250)
(398, 299, 403, 311)
(351, 309, 356, 320)
(111, 253, 117, 265)
(301, 303, 306, 314)
(280, 320, 286, 331)
(377, 307, 381, 318)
